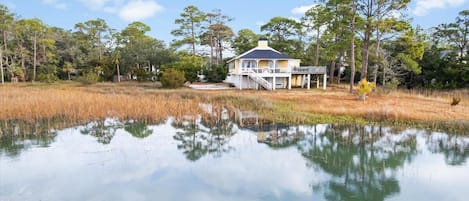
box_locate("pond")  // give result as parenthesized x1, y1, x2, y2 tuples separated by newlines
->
(1, 117, 468, 201)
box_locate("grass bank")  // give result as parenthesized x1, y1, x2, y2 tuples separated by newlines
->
(1, 82, 468, 134)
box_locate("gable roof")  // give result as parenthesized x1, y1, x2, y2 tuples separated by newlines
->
(228, 46, 293, 63)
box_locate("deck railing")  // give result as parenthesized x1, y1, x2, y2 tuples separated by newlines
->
(292, 66, 327, 74)
(240, 66, 291, 74)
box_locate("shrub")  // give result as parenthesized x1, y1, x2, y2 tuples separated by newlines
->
(162, 56, 204, 82)
(160, 69, 185, 88)
(385, 78, 399, 91)
(356, 79, 375, 100)
(132, 67, 150, 82)
(204, 65, 227, 82)
(36, 65, 59, 83)
(77, 67, 101, 84)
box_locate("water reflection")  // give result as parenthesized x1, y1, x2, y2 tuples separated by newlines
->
(172, 106, 236, 161)
(298, 124, 417, 201)
(124, 121, 153, 139)
(0, 120, 57, 157)
(0, 117, 468, 201)
(426, 133, 469, 166)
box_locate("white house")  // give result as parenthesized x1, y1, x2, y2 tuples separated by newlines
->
(225, 38, 327, 90)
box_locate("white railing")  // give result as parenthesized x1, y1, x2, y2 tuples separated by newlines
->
(240, 66, 291, 74)
(245, 69, 272, 90)
(292, 66, 327, 74)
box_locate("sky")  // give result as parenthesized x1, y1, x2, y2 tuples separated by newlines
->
(0, 0, 467, 46)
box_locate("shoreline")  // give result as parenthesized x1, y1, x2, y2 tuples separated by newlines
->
(1, 82, 468, 135)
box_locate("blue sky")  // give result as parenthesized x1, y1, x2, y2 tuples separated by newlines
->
(1, 0, 467, 46)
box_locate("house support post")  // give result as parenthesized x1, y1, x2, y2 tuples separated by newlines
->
(239, 75, 242, 90)
(323, 73, 327, 90)
(307, 74, 311, 90)
(288, 75, 292, 89)
(316, 75, 320, 88)
(272, 76, 276, 90)
(301, 75, 305, 88)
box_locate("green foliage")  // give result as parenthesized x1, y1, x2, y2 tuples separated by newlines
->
(356, 79, 376, 97)
(204, 65, 227, 83)
(131, 67, 150, 82)
(163, 56, 204, 82)
(36, 65, 59, 83)
(171, 5, 206, 55)
(385, 78, 399, 91)
(396, 53, 421, 74)
(7, 64, 24, 80)
(160, 69, 185, 88)
(77, 67, 101, 84)
(232, 29, 259, 55)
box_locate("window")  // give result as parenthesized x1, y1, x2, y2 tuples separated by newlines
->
(242, 60, 257, 68)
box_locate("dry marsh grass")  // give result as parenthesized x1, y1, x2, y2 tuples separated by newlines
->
(1, 82, 468, 132)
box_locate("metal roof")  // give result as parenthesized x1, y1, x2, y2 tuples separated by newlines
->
(239, 49, 292, 59)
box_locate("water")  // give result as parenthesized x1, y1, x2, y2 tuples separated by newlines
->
(1, 118, 468, 201)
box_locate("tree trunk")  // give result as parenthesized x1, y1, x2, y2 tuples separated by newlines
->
(0, 47, 3, 84)
(217, 33, 223, 65)
(329, 59, 335, 84)
(373, 5, 382, 84)
(67, 72, 71, 81)
(116, 63, 120, 82)
(42, 29, 47, 63)
(337, 51, 344, 84)
(191, 21, 196, 56)
(360, 0, 373, 80)
(33, 32, 37, 82)
(350, 1, 357, 93)
(361, 33, 370, 80)
(315, 27, 320, 66)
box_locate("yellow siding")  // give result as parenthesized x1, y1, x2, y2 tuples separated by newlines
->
(291, 75, 303, 86)
(278, 60, 288, 70)
(234, 60, 240, 73)
(259, 60, 269, 67)
(292, 59, 301, 67)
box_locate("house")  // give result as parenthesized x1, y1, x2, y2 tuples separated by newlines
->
(225, 38, 327, 90)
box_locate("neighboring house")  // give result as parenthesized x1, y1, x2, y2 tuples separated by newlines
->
(225, 38, 327, 90)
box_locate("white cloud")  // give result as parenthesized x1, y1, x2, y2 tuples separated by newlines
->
(42, 0, 67, 9)
(118, 0, 163, 22)
(291, 4, 316, 15)
(79, 0, 111, 10)
(412, 0, 466, 16)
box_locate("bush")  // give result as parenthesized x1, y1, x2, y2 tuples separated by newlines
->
(356, 79, 375, 100)
(36, 65, 59, 83)
(132, 67, 150, 82)
(77, 67, 101, 84)
(160, 69, 185, 88)
(162, 56, 204, 82)
(204, 65, 227, 82)
(384, 78, 399, 91)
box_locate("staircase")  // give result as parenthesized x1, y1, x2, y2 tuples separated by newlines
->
(247, 69, 272, 90)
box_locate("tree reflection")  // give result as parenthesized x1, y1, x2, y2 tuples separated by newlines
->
(124, 121, 153, 138)
(297, 124, 418, 201)
(426, 134, 469, 166)
(0, 120, 57, 157)
(254, 123, 306, 149)
(172, 106, 236, 161)
(80, 119, 121, 144)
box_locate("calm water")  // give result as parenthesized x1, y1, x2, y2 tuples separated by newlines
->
(1, 118, 468, 201)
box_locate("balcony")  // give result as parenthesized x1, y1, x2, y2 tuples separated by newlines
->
(291, 66, 327, 74)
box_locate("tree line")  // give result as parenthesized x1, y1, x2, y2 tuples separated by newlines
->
(0, 2, 467, 89)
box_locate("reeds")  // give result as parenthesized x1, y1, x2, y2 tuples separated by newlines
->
(1, 82, 468, 133)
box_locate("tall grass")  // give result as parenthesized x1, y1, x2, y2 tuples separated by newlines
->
(1, 82, 468, 133)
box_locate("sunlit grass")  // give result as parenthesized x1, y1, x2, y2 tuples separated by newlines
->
(1, 82, 468, 133)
